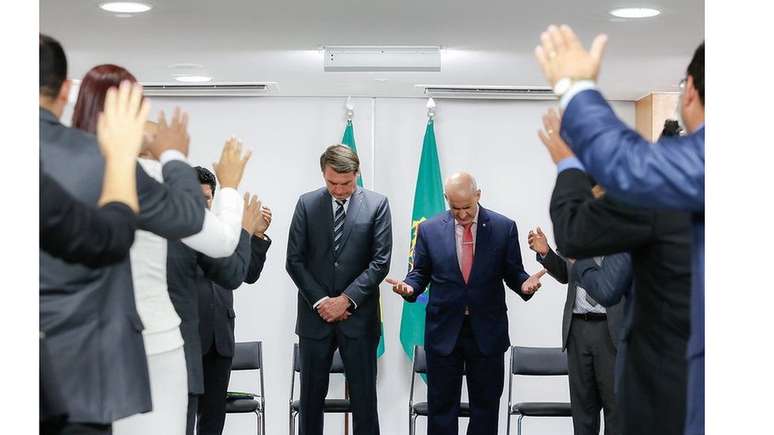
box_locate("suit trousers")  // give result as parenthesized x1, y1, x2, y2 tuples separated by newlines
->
(299, 329, 379, 435)
(196, 342, 233, 435)
(58, 423, 112, 435)
(567, 317, 619, 435)
(187, 394, 199, 435)
(113, 346, 188, 435)
(426, 317, 504, 435)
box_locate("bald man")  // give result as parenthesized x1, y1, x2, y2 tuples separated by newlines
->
(386, 172, 544, 435)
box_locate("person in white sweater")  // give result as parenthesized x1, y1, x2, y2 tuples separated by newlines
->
(113, 121, 253, 435)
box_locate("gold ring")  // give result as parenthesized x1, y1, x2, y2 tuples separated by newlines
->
(547, 129, 554, 135)
(548, 50, 557, 59)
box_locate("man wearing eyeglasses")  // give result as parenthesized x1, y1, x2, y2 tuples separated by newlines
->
(534, 26, 705, 435)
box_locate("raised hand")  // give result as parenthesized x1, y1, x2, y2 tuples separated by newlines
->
(537, 108, 575, 164)
(213, 137, 252, 189)
(385, 277, 414, 297)
(534, 24, 608, 87)
(255, 205, 272, 237)
(241, 193, 262, 235)
(522, 269, 547, 295)
(528, 227, 550, 256)
(96, 81, 150, 161)
(146, 107, 190, 159)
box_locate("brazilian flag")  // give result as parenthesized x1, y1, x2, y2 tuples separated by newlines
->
(399, 119, 446, 361)
(341, 119, 385, 358)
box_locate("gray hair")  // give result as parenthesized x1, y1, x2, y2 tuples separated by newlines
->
(320, 144, 360, 174)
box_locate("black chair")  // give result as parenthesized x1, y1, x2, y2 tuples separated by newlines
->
(225, 341, 266, 435)
(506, 346, 572, 435)
(288, 343, 352, 435)
(409, 345, 470, 435)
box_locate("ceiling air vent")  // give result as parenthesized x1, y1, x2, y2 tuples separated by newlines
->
(419, 85, 556, 100)
(141, 82, 278, 97)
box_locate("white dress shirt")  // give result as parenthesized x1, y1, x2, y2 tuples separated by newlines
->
(129, 157, 243, 356)
(454, 207, 479, 270)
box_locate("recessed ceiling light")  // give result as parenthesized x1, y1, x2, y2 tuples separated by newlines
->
(609, 7, 661, 18)
(174, 75, 213, 83)
(99, 2, 152, 14)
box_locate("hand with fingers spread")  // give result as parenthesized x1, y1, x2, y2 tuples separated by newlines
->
(97, 81, 150, 161)
(213, 137, 252, 189)
(521, 269, 547, 295)
(95, 80, 151, 213)
(534, 24, 608, 88)
(146, 107, 190, 159)
(538, 108, 575, 164)
(527, 227, 550, 257)
(317, 295, 351, 323)
(385, 277, 414, 297)
(241, 193, 262, 235)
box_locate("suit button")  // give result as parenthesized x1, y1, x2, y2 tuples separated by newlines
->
(334, 261, 339, 268)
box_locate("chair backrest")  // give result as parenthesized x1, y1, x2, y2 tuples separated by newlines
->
(511, 346, 567, 376)
(292, 343, 346, 374)
(412, 345, 466, 375)
(232, 341, 262, 371)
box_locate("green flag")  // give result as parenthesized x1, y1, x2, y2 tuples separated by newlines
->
(341, 119, 385, 358)
(399, 119, 446, 361)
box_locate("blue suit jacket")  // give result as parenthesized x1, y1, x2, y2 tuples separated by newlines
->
(562, 89, 705, 435)
(403, 206, 532, 356)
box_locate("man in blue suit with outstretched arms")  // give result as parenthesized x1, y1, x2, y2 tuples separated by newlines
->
(386, 172, 545, 435)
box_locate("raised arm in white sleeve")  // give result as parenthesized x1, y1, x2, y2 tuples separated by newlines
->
(181, 186, 243, 258)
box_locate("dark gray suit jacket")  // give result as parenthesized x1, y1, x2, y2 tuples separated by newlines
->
(199, 234, 270, 358)
(167, 229, 252, 394)
(537, 248, 625, 350)
(286, 187, 392, 340)
(39, 108, 206, 424)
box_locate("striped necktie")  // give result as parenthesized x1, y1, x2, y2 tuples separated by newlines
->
(333, 199, 347, 254)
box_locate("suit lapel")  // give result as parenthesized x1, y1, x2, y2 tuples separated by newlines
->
(334, 188, 364, 259)
(318, 189, 334, 254)
(442, 212, 466, 284)
(468, 205, 490, 284)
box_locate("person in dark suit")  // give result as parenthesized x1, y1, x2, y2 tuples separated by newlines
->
(39, 34, 206, 435)
(528, 225, 624, 435)
(40, 80, 149, 435)
(535, 28, 704, 435)
(386, 172, 544, 435)
(196, 167, 273, 435)
(286, 145, 392, 435)
(538, 116, 693, 435)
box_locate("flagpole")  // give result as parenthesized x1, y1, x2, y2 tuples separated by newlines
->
(343, 96, 352, 435)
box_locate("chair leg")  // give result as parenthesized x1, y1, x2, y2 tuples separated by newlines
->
(506, 412, 511, 435)
(262, 408, 266, 435)
(289, 410, 296, 435)
(255, 410, 261, 435)
(409, 414, 418, 435)
(517, 415, 524, 435)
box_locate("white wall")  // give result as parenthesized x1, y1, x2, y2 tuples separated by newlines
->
(148, 96, 635, 435)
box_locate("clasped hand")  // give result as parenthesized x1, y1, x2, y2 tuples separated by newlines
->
(317, 295, 351, 323)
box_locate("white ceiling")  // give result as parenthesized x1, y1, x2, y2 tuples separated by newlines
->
(40, 0, 704, 100)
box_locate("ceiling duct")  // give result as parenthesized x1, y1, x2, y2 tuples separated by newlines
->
(141, 82, 279, 97)
(324, 46, 441, 72)
(419, 85, 556, 100)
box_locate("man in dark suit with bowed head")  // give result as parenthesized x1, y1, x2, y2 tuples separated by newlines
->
(286, 145, 392, 435)
(386, 172, 545, 435)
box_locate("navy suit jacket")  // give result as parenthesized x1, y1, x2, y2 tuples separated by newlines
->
(403, 206, 532, 356)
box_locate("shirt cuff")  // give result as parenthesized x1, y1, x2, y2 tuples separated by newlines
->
(159, 150, 188, 166)
(557, 156, 586, 173)
(313, 296, 330, 309)
(344, 294, 357, 310)
(559, 80, 597, 109)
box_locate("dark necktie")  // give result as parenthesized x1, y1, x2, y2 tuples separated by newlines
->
(333, 199, 347, 254)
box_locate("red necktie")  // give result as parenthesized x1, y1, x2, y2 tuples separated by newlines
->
(461, 223, 474, 283)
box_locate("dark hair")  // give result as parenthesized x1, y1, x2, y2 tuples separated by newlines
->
(40, 34, 67, 98)
(71, 64, 138, 134)
(319, 144, 359, 173)
(195, 166, 217, 197)
(660, 119, 683, 138)
(686, 42, 704, 106)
